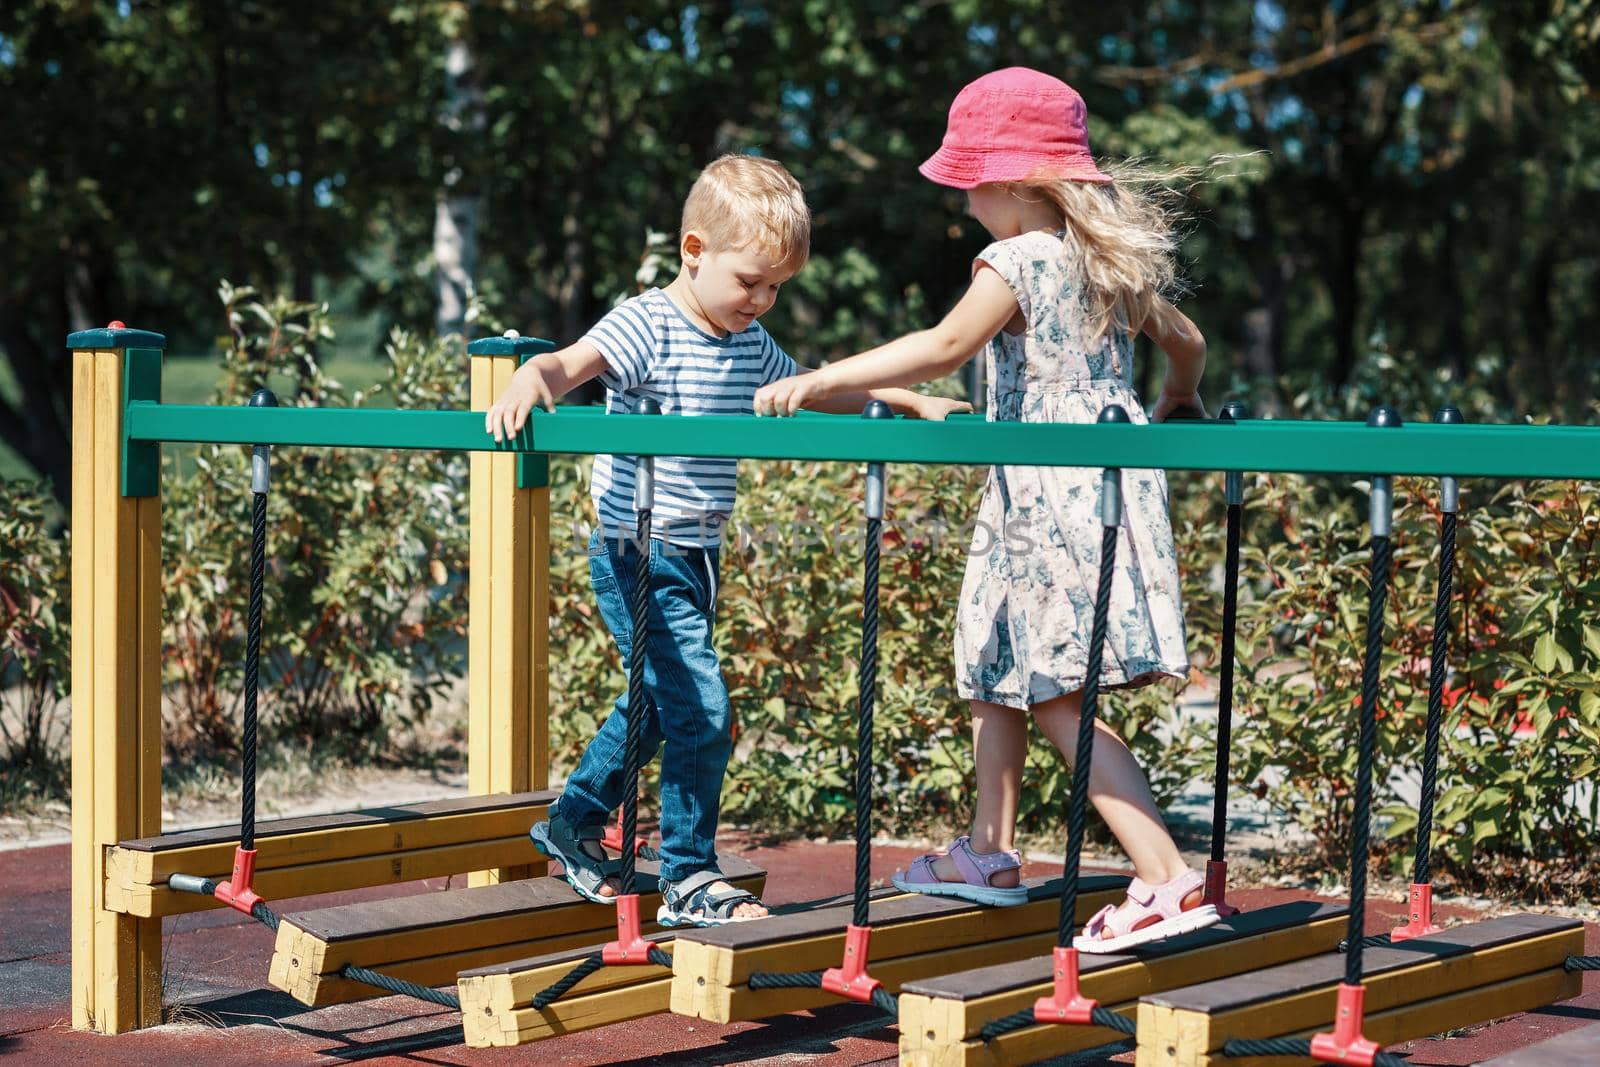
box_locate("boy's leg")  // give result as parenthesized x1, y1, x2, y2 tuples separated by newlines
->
(556, 532, 667, 834)
(631, 543, 764, 918)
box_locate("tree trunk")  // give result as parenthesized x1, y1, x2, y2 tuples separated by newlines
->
(435, 34, 482, 339)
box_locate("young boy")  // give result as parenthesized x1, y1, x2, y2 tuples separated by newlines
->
(485, 154, 967, 925)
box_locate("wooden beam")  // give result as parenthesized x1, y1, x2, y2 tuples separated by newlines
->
(468, 348, 550, 886)
(1477, 1020, 1600, 1066)
(268, 856, 763, 1006)
(898, 901, 1349, 1067)
(71, 343, 165, 1033)
(106, 791, 556, 883)
(1133, 914, 1585, 1067)
(670, 875, 1129, 1024)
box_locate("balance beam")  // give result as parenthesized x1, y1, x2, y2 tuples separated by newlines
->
(1478, 1020, 1600, 1065)
(270, 854, 765, 1006)
(897, 901, 1349, 1067)
(1134, 913, 1584, 1066)
(669, 874, 1129, 1024)
(103, 790, 557, 918)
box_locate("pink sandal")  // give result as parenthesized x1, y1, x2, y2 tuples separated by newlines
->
(891, 836, 1029, 907)
(1072, 868, 1219, 953)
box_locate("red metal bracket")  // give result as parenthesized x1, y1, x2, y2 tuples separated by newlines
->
(1204, 859, 1240, 918)
(1389, 883, 1442, 942)
(601, 824, 651, 857)
(1033, 946, 1098, 1025)
(211, 846, 264, 915)
(1309, 982, 1380, 1066)
(601, 894, 656, 965)
(821, 924, 883, 1002)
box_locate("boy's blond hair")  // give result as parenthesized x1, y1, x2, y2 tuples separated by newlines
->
(681, 154, 810, 270)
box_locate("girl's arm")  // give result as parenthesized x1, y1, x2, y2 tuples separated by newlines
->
(804, 385, 972, 420)
(1142, 299, 1209, 422)
(755, 268, 1018, 417)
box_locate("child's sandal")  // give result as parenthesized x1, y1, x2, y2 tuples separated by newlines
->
(529, 813, 622, 905)
(1072, 868, 1219, 953)
(891, 835, 1029, 907)
(656, 870, 766, 928)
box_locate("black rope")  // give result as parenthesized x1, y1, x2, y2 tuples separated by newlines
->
(1413, 511, 1456, 886)
(1567, 956, 1600, 971)
(855, 515, 880, 929)
(1340, 932, 1392, 952)
(870, 987, 899, 1018)
(251, 900, 280, 933)
(532, 952, 605, 1010)
(1211, 501, 1242, 862)
(338, 962, 461, 1009)
(1346, 534, 1392, 987)
(619, 508, 651, 898)
(1222, 1037, 1410, 1065)
(980, 1004, 1135, 1042)
(1057, 521, 1119, 947)
(749, 970, 823, 989)
(241, 488, 266, 851)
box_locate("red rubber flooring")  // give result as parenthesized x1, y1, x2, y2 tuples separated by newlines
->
(2, 835, 1595, 1065)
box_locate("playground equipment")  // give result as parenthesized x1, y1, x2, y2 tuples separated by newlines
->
(68, 322, 1599, 1065)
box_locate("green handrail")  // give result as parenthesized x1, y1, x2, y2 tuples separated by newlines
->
(123, 401, 1600, 480)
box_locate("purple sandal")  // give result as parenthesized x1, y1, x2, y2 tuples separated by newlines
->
(890, 836, 1029, 907)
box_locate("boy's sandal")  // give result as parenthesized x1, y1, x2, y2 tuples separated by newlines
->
(890, 835, 1029, 907)
(655, 870, 766, 928)
(529, 815, 622, 905)
(1072, 868, 1220, 954)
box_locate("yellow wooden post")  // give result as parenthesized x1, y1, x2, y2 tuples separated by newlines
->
(68, 323, 166, 1032)
(468, 332, 555, 885)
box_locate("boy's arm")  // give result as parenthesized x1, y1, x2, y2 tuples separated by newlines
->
(484, 339, 610, 442)
(755, 268, 1016, 417)
(1141, 298, 1208, 422)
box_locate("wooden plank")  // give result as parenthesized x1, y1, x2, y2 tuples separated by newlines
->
(670, 876, 1130, 1024)
(895, 903, 1348, 1067)
(1477, 1020, 1600, 1066)
(1149, 968, 1582, 1067)
(106, 835, 544, 918)
(1132, 914, 1584, 1066)
(108, 790, 557, 881)
(69, 347, 99, 1031)
(268, 859, 763, 1006)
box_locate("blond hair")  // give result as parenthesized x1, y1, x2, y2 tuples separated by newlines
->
(681, 154, 811, 270)
(1022, 159, 1199, 340)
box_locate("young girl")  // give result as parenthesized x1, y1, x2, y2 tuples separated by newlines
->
(754, 67, 1214, 952)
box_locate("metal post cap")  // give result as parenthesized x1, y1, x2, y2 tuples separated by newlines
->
(1366, 405, 1403, 428)
(248, 389, 279, 408)
(1220, 400, 1250, 421)
(108, 320, 126, 329)
(636, 397, 661, 416)
(862, 399, 895, 420)
(1433, 404, 1463, 425)
(1097, 404, 1131, 424)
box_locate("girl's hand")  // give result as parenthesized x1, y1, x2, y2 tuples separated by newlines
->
(910, 395, 975, 421)
(1151, 389, 1208, 423)
(754, 369, 834, 417)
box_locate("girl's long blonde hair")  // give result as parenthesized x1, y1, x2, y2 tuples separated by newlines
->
(1023, 159, 1200, 341)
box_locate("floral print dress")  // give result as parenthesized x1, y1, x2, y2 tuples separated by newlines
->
(955, 229, 1190, 709)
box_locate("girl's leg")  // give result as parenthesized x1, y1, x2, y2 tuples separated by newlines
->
(925, 699, 1028, 888)
(1030, 691, 1197, 915)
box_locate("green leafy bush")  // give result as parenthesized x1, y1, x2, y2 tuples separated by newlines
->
(160, 284, 470, 764)
(0, 480, 70, 804)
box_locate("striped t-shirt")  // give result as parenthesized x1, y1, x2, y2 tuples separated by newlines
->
(585, 288, 799, 546)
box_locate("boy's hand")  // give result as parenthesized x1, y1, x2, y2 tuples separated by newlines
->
(908, 395, 974, 421)
(485, 362, 556, 442)
(1151, 388, 1208, 423)
(754, 370, 833, 418)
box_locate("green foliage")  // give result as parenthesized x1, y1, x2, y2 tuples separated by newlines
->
(159, 284, 470, 762)
(0, 480, 70, 804)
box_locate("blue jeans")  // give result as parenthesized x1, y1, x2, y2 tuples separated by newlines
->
(556, 530, 732, 883)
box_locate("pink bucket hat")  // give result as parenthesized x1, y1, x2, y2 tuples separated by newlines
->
(919, 67, 1111, 189)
